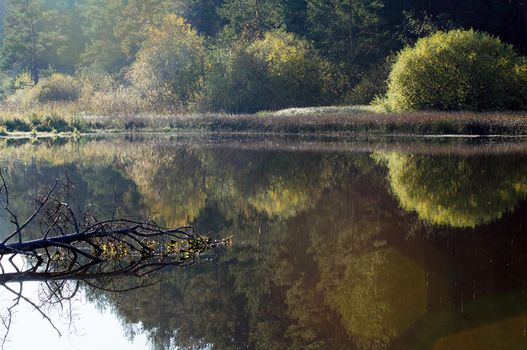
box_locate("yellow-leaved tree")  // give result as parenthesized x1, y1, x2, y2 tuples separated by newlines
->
(128, 15, 205, 111)
(201, 30, 340, 113)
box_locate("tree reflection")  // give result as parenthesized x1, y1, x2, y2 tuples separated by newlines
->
(325, 248, 426, 347)
(89, 152, 410, 350)
(278, 160, 422, 349)
(376, 152, 527, 228)
(1, 138, 527, 349)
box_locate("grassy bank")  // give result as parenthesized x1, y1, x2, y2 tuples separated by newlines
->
(0, 103, 87, 134)
(82, 109, 527, 136)
(2, 104, 527, 136)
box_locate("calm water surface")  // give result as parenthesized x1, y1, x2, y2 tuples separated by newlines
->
(1, 134, 527, 350)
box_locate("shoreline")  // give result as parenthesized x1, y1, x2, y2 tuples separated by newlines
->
(3, 130, 527, 139)
(3, 109, 527, 137)
(3, 130, 527, 156)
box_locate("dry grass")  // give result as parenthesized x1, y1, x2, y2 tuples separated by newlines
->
(264, 105, 375, 116)
(86, 110, 527, 135)
(2, 99, 527, 136)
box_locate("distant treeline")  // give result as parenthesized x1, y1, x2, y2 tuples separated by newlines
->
(0, 0, 526, 112)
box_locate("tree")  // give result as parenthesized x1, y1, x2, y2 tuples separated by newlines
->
(1, 0, 43, 83)
(128, 14, 205, 109)
(112, 0, 170, 57)
(171, 0, 226, 36)
(283, 0, 309, 37)
(399, 0, 527, 55)
(0, 0, 82, 82)
(38, 0, 85, 72)
(201, 30, 338, 113)
(381, 29, 527, 111)
(306, 0, 393, 83)
(218, 0, 285, 39)
(80, 0, 130, 72)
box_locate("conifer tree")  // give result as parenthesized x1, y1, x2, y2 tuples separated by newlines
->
(0, 0, 5, 45)
(1, 0, 43, 83)
(218, 0, 285, 39)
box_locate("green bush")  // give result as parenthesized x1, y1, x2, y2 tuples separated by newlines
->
(26, 73, 81, 103)
(3, 118, 31, 132)
(128, 15, 205, 110)
(13, 72, 34, 91)
(201, 30, 342, 113)
(200, 44, 272, 113)
(382, 29, 527, 111)
(0, 72, 33, 100)
(343, 57, 393, 105)
(30, 115, 72, 132)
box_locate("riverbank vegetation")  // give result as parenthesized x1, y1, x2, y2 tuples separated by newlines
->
(0, 1, 527, 134)
(3, 109, 527, 136)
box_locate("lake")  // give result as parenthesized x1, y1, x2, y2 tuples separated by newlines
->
(1, 134, 527, 350)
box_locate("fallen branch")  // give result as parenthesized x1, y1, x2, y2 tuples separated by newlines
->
(0, 169, 231, 347)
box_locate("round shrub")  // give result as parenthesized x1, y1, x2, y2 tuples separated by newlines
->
(201, 41, 283, 113)
(28, 73, 81, 103)
(249, 31, 338, 109)
(201, 31, 341, 113)
(384, 29, 527, 111)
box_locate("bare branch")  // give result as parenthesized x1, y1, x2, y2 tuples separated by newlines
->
(0, 171, 231, 346)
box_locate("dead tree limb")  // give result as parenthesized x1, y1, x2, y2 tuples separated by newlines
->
(0, 169, 231, 348)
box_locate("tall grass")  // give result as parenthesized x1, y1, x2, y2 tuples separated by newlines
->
(2, 85, 527, 136)
(84, 110, 527, 135)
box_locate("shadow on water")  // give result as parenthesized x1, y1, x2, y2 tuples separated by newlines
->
(1, 134, 527, 349)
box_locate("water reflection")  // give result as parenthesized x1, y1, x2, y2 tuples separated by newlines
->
(376, 152, 527, 228)
(1, 136, 527, 349)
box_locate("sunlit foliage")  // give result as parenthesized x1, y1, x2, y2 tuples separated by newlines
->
(249, 31, 339, 107)
(128, 15, 205, 109)
(22, 73, 81, 103)
(1, 0, 527, 114)
(381, 30, 527, 111)
(201, 30, 337, 113)
(81, 0, 169, 72)
(248, 177, 312, 219)
(124, 146, 209, 228)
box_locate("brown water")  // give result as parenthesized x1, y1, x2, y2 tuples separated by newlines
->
(1, 134, 527, 350)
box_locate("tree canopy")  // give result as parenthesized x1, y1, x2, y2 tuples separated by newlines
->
(0, 0, 526, 110)
(381, 30, 527, 111)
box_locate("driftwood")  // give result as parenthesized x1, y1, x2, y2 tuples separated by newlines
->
(0, 169, 230, 347)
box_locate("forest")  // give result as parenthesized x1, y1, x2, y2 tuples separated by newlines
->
(1, 3, 527, 348)
(0, 0, 526, 116)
